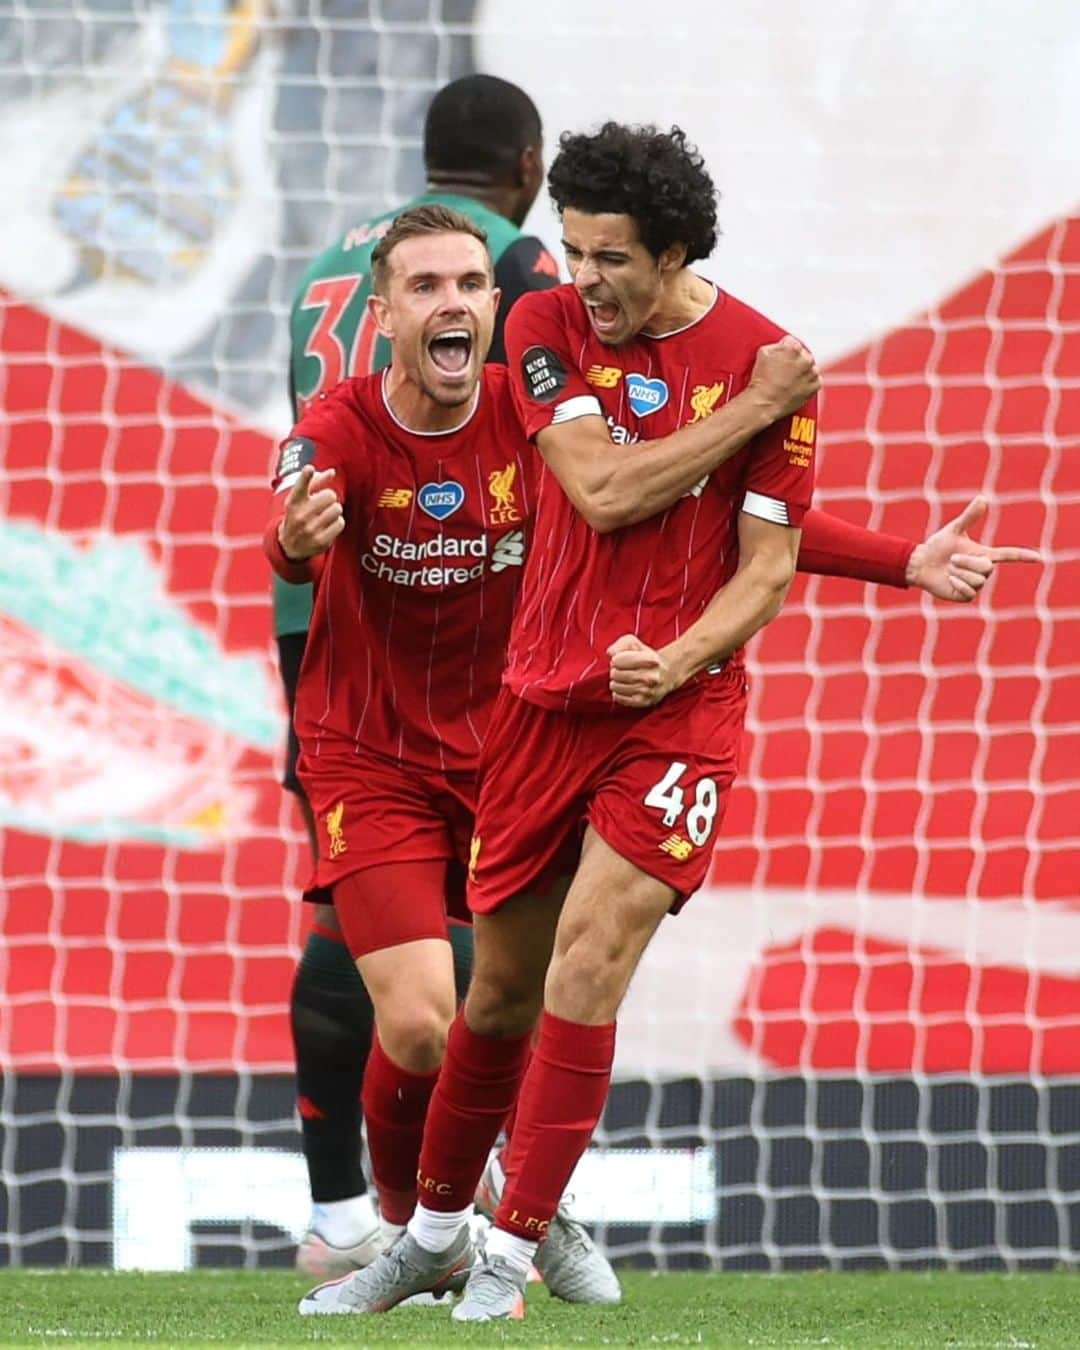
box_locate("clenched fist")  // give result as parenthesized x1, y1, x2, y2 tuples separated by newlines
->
(608, 633, 680, 709)
(748, 335, 821, 420)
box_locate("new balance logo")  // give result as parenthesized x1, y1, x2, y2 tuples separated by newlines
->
(659, 833, 694, 861)
(378, 487, 413, 508)
(586, 364, 622, 388)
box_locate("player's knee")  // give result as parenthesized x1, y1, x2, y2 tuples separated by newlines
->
(546, 930, 631, 1023)
(377, 1002, 452, 1073)
(464, 968, 541, 1038)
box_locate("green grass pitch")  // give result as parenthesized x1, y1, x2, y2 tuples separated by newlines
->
(1, 1270, 1077, 1348)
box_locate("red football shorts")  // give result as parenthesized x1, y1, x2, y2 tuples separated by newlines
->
(468, 665, 748, 914)
(297, 747, 476, 947)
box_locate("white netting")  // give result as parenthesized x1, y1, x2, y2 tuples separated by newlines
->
(1, 0, 1077, 1270)
(0, 0, 470, 1267)
(608, 210, 1079, 1269)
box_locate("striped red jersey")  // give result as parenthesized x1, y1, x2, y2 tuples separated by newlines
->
(503, 282, 817, 710)
(271, 367, 534, 774)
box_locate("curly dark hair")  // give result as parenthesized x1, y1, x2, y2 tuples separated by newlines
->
(547, 123, 718, 264)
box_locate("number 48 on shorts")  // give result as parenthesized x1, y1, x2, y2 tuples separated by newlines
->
(644, 761, 719, 847)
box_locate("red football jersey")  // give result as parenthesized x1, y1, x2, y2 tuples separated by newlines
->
(504, 282, 817, 710)
(271, 367, 534, 774)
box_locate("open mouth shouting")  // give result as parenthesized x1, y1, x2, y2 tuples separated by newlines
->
(427, 328, 474, 380)
(584, 299, 622, 339)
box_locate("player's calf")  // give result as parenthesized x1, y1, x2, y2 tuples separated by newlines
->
(544, 830, 673, 1024)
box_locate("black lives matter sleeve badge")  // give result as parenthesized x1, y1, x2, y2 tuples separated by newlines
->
(521, 346, 568, 403)
(275, 436, 317, 488)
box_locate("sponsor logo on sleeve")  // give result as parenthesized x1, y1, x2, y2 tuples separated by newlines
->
(417, 481, 465, 520)
(689, 382, 727, 422)
(586, 364, 622, 389)
(626, 373, 669, 417)
(487, 464, 520, 524)
(521, 345, 567, 403)
(377, 487, 413, 508)
(784, 414, 816, 467)
(275, 436, 316, 488)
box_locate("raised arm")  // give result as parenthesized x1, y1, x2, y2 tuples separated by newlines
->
(264, 464, 344, 585)
(799, 497, 1041, 601)
(263, 428, 346, 585)
(505, 295, 820, 534)
(540, 341, 817, 533)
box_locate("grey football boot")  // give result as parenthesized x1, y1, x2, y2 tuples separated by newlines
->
(298, 1226, 474, 1315)
(474, 1150, 622, 1304)
(451, 1253, 528, 1322)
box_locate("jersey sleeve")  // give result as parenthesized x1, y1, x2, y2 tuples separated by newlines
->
(740, 395, 818, 529)
(270, 391, 355, 495)
(504, 291, 605, 440)
(489, 236, 561, 363)
(265, 390, 362, 584)
(798, 508, 913, 586)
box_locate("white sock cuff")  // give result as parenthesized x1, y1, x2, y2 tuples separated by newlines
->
(485, 1225, 537, 1277)
(311, 1194, 378, 1247)
(407, 1202, 472, 1253)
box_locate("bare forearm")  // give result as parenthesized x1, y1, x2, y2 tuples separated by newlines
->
(663, 558, 795, 683)
(545, 389, 775, 532)
(596, 391, 775, 528)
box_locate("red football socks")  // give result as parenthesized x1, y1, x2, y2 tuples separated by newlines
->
(415, 1011, 531, 1213)
(495, 1011, 616, 1240)
(498, 1045, 532, 1184)
(361, 1035, 439, 1226)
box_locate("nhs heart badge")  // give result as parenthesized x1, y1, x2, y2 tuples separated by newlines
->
(626, 373, 669, 418)
(418, 481, 465, 520)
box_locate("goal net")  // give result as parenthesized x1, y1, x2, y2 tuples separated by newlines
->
(1, 0, 1076, 1271)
